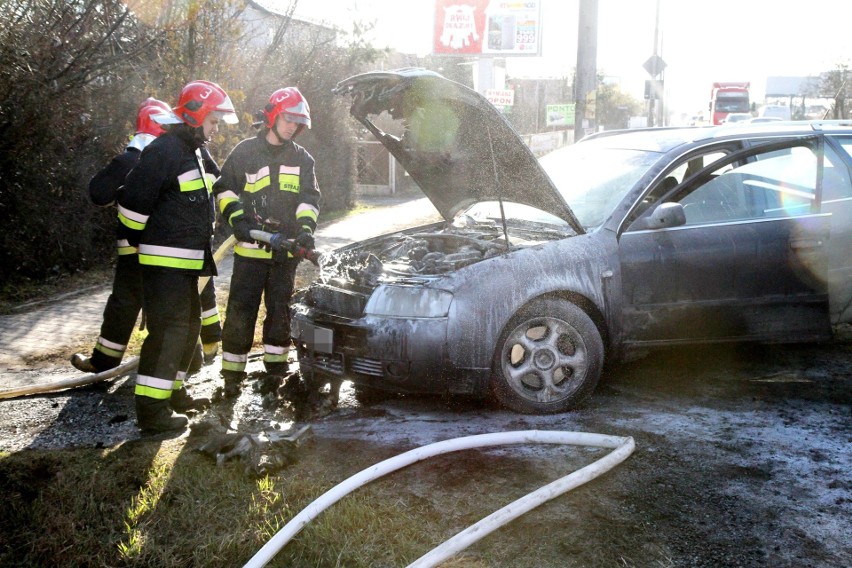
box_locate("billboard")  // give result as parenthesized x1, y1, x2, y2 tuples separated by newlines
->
(433, 0, 542, 57)
(546, 104, 575, 127)
(484, 89, 515, 107)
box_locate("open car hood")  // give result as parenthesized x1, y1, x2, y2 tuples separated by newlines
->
(333, 69, 582, 231)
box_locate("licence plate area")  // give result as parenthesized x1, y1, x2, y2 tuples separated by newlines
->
(292, 319, 334, 354)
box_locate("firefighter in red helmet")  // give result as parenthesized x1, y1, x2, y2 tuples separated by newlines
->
(71, 97, 224, 386)
(72, 98, 223, 385)
(214, 86, 320, 398)
(117, 80, 238, 433)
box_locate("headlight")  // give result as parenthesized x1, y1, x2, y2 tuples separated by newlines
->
(364, 285, 453, 318)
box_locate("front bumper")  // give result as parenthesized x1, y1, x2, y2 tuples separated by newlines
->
(291, 309, 482, 395)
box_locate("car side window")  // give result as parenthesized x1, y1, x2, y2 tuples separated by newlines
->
(824, 142, 852, 202)
(631, 152, 728, 222)
(678, 145, 817, 225)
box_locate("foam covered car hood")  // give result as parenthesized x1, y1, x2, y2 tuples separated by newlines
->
(333, 68, 583, 232)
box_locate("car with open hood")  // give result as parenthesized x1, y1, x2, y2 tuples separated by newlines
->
(290, 68, 852, 414)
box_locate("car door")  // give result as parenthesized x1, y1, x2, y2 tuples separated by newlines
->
(618, 136, 833, 347)
(824, 136, 852, 324)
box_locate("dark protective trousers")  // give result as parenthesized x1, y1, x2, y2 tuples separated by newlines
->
(89, 254, 143, 371)
(134, 269, 201, 401)
(221, 255, 299, 375)
(89, 255, 220, 372)
(199, 278, 222, 345)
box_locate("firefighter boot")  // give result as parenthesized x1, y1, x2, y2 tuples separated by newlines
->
(136, 396, 188, 434)
(221, 370, 246, 399)
(170, 387, 210, 412)
(202, 342, 219, 364)
(70, 353, 98, 374)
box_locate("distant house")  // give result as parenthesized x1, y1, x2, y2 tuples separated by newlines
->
(243, 1, 337, 49)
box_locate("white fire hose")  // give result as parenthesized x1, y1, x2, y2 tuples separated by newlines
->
(243, 429, 635, 568)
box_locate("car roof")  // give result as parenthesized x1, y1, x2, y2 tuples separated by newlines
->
(583, 121, 852, 150)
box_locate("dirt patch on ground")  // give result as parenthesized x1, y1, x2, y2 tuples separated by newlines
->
(1, 329, 850, 566)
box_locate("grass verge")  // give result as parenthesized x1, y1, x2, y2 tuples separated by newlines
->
(0, 437, 525, 567)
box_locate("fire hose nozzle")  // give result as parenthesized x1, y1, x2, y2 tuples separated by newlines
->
(249, 230, 321, 266)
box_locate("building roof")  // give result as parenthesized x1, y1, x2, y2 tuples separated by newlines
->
(765, 76, 822, 97)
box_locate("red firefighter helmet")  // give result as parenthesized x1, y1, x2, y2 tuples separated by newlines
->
(155, 80, 238, 127)
(135, 98, 171, 137)
(263, 87, 311, 131)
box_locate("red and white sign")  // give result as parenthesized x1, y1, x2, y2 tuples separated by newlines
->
(433, 0, 542, 56)
(484, 89, 515, 107)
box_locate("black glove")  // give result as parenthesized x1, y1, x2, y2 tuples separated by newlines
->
(294, 230, 315, 250)
(232, 217, 257, 243)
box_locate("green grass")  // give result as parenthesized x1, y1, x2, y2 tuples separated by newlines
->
(0, 439, 464, 567)
(0, 436, 675, 567)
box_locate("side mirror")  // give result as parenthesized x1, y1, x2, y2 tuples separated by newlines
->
(644, 202, 686, 229)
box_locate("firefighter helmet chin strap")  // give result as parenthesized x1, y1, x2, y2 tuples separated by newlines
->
(192, 125, 209, 147)
(268, 122, 291, 144)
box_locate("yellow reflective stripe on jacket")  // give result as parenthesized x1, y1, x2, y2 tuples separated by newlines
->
(117, 204, 148, 231)
(279, 165, 300, 193)
(135, 374, 175, 400)
(228, 208, 246, 224)
(178, 169, 205, 192)
(295, 203, 319, 223)
(234, 242, 273, 259)
(137, 244, 205, 270)
(217, 190, 239, 215)
(244, 166, 271, 194)
(204, 173, 216, 193)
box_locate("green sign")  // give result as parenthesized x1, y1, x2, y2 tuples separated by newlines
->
(546, 104, 575, 127)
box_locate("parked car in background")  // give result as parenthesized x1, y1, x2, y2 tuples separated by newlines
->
(721, 112, 753, 124)
(748, 116, 784, 123)
(291, 69, 852, 414)
(758, 104, 792, 120)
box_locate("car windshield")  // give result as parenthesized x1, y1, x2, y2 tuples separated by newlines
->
(538, 141, 662, 228)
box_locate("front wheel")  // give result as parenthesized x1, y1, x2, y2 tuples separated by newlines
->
(490, 298, 604, 414)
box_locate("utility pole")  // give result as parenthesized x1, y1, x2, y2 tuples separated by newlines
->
(574, 0, 598, 142)
(647, 0, 661, 126)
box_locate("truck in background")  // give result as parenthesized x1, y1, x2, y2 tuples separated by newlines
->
(709, 82, 750, 125)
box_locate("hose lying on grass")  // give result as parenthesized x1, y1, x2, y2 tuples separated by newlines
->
(243, 429, 636, 568)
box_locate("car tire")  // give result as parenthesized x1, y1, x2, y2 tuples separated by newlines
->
(490, 298, 604, 414)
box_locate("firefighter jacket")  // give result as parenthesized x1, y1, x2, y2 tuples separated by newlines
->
(213, 131, 320, 261)
(117, 126, 218, 275)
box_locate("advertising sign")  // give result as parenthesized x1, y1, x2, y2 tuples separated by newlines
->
(484, 89, 515, 107)
(546, 104, 575, 127)
(433, 0, 542, 56)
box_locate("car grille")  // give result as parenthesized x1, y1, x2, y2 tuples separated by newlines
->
(350, 357, 383, 377)
(309, 284, 368, 319)
(306, 352, 344, 375)
(297, 348, 382, 378)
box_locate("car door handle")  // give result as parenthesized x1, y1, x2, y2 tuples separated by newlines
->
(789, 239, 824, 250)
